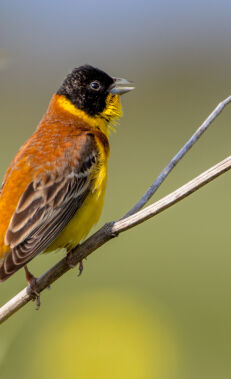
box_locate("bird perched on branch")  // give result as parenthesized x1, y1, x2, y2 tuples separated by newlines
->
(0, 65, 134, 304)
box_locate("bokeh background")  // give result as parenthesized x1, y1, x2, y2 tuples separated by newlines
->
(1, 1, 231, 378)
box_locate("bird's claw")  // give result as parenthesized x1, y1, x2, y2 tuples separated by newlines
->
(77, 260, 84, 276)
(66, 251, 84, 276)
(24, 266, 40, 310)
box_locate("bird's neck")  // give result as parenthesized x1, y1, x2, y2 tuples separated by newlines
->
(42, 94, 122, 137)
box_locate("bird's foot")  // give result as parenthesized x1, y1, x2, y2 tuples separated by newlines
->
(24, 265, 40, 310)
(66, 251, 84, 276)
(78, 260, 84, 277)
(66, 251, 75, 269)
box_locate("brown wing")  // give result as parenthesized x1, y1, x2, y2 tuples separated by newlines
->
(0, 135, 98, 281)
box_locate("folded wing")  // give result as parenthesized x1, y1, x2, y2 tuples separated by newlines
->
(0, 133, 98, 281)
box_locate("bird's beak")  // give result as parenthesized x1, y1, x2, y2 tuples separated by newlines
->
(109, 77, 135, 95)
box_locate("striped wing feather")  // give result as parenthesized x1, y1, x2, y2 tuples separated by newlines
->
(0, 135, 98, 280)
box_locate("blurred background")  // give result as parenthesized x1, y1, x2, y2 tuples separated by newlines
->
(1, 0, 231, 378)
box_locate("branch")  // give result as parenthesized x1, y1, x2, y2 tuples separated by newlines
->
(1, 155, 231, 324)
(0, 95, 231, 324)
(124, 95, 231, 217)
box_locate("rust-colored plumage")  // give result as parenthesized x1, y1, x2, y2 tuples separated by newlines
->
(0, 65, 134, 283)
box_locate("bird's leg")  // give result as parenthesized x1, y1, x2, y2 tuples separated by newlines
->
(66, 250, 75, 269)
(66, 249, 84, 276)
(24, 265, 40, 310)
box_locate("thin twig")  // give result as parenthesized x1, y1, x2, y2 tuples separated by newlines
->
(0, 155, 231, 324)
(124, 95, 231, 217)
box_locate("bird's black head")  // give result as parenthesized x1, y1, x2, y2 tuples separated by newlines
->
(57, 65, 115, 117)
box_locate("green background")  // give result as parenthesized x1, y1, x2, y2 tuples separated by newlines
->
(1, 1, 231, 378)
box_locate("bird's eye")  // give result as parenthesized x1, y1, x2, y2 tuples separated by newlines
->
(90, 81, 101, 90)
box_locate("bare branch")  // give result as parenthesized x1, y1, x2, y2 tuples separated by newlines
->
(1, 95, 231, 324)
(124, 95, 231, 217)
(1, 154, 231, 324)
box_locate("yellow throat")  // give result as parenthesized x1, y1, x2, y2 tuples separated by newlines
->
(57, 93, 122, 136)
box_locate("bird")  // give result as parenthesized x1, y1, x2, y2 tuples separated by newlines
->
(0, 65, 134, 303)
